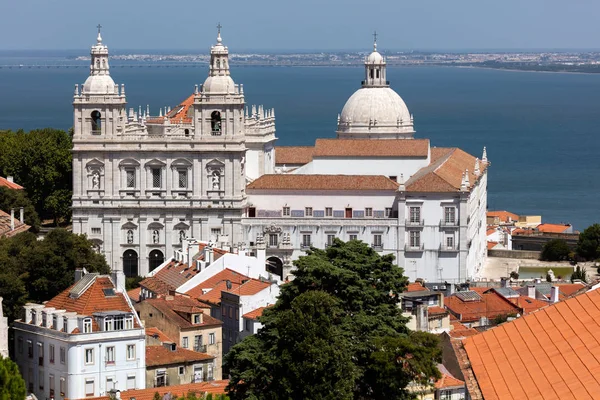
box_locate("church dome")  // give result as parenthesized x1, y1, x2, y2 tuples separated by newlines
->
(82, 74, 116, 94)
(366, 50, 384, 64)
(202, 75, 236, 94)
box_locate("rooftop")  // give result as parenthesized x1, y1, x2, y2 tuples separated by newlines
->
(141, 296, 222, 329)
(536, 223, 572, 233)
(185, 268, 250, 300)
(145, 327, 174, 343)
(444, 289, 521, 323)
(0, 209, 30, 238)
(487, 210, 519, 223)
(464, 288, 600, 399)
(247, 174, 400, 191)
(145, 345, 214, 367)
(313, 138, 429, 158)
(0, 176, 23, 190)
(275, 146, 314, 165)
(82, 380, 229, 400)
(242, 306, 268, 320)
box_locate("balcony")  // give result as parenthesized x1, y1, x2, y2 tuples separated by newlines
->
(301, 243, 312, 250)
(404, 244, 424, 252)
(440, 219, 459, 228)
(406, 219, 425, 227)
(211, 130, 222, 136)
(371, 243, 384, 251)
(439, 244, 459, 252)
(194, 344, 207, 353)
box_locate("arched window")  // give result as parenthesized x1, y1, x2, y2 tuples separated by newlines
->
(211, 111, 222, 133)
(369, 69, 374, 79)
(266, 256, 284, 280)
(123, 250, 138, 277)
(376, 69, 380, 78)
(149, 250, 164, 272)
(91, 111, 102, 134)
(184, 128, 190, 136)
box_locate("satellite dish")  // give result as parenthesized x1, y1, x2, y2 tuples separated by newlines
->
(226, 280, 232, 290)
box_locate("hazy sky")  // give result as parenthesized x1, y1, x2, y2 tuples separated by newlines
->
(2, 0, 599, 51)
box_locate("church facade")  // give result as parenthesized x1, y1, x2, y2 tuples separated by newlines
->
(73, 27, 488, 283)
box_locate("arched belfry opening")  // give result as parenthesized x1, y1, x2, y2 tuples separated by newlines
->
(211, 111, 222, 133)
(91, 110, 102, 134)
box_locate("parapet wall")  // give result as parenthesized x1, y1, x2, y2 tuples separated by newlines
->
(488, 249, 540, 259)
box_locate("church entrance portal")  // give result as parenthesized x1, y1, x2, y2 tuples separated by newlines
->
(123, 250, 138, 277)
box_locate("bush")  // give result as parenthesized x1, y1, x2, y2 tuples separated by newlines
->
(576, 224, 600, 261)
(571, 265, 588, 283)
(541, 239, 571, 261)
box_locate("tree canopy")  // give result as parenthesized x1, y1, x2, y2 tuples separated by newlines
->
(0, 356, 26, 400)
(0, 187, 40, 232)
(0, 128, 72, 224)
(0, 229, 109, 322)
(576, 224, 600, 261)
(224, 239, 441, 400)
(540, 239, 571, 261)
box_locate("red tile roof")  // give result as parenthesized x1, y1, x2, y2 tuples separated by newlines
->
(508, 296, 549, 315)
(444, 290, 521, 323)
(406, 148, 487, 193)
(537, 223, 572, 233)
(141, 296, 222, 329)
(0, 209, 30, 238)
(146, 345, 214, 367)
(275, 146, 315, 165)
(145, 327, 174, 343)
(242, 306, 268, 320)
(313, 138, 430, 158)
(406, 282, 429, 292)
(464, 288, 600, 400)
(185, 268, 249, 299)
(0, 176, 23, 190)
(196, 278, 272, 306)
(487, 241, 499, 250)
(487, 210, 520, 223)
(82, 380, 229, 400)
(127, 287, 141, 302)
(147, 93, 194, 125)
(46, 276, 134, 318)
(247, 174, 400, 191)
(435, 372, 465, 389)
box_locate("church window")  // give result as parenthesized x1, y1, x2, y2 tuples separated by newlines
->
(376, 69, 380, 79)
(410, 231, 421, 248)
(372, 234, 382, 248)
(91, 111, 102, 134)
(305, 207, 313, 217)
(365, 208, 373, 217)
(178, 169, 188, 188)
(409, 207, 421, 224)
(369, 69, 374, 79)
(444, 207, 456, 224)
(151, 168, 162, 188)
(248, 207, 256, 218)
(211, 111, 222, 133)
(325, 207, 332, 217)
(269, 234, 278, 247)
(302, 234, 311, 248)
(126, 169, 136, 188)
(282, 206, 290, 216)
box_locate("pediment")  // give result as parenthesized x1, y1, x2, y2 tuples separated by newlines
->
(121, 222, 138, 230)
(119, 158, 141, 167)
(147, 222, 164, 230)
(86, 158, 105, 172)
(173, 222, 190, 230)
(145, 159, 167, 168)
(172, 158, 193, 168)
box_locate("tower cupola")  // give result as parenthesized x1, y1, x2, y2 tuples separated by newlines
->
(363, 31, 388, 88)
(202, 23, 236, 94)
(82, 24, 116, 95)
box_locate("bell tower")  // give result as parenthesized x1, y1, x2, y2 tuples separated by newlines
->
(73, 25, 126, 139)
(363, 31, 388, 88)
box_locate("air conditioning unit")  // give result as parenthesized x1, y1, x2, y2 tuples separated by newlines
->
(432, 286, 438, 290)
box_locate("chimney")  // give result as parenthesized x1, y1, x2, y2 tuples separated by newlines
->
(500, 277, 508, 288)
(74, 268, 85, 283)
(550, 286, 560, 303)
(534, 278, 542, 284)
(111, 269, 126, 293)
(19, 207, 24, 223)
(10, 209, 15, 231)
(6, 176, 13, 183)
(415, 304, 428, 331)
(188, 240, 200, 266)
(527, 285, 536, 299)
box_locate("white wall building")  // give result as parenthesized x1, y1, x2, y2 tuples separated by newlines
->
(0, 297, 8, 358)
(72, 26, 488, 284)
(13, 271, 146, 400)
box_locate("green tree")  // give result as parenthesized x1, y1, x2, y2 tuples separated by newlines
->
(571, 265, 588, 283)
(0, 128, 73, 224)
(0, 229, 109, 322)
(576, 224, 600, 261)
(540, 239, 571, 261)
(0, 187, 41, 232)
(0, 356, 26, 400)
(225, 239, 441, 400)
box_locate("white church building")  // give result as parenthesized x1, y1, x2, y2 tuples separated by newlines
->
(72, 26, 488, 283)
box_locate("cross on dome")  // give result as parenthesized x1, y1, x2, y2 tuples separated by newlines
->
(96, 24, 103, 44)
(372, 30, 378, 51)
(216, 22, 223, 44)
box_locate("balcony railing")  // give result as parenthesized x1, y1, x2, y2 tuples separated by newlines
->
(404, 244, 424, 252)
(406, 219, 425, 227)
(371, 243, 384, 251)
(211, 130, 222, 136)
(194, 344, 207, 353)
(439, 244, 459, 252)
(439, 219, 459, 228)
(301, 243, 312, 249)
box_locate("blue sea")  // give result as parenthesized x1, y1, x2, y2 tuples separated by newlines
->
(1, 52, 599, 230)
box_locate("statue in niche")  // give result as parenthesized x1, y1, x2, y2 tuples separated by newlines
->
(211, 170, 221, 190)
(179, 230, 186, 243)
(91, 171, 100, 189)
(240, 156, 245, 172)
(126, 230, 134, 244)
(152, 230, 160, 244)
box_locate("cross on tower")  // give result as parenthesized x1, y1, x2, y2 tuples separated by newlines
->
(217, 23, 222, 35)
(373, 30, 378, 44)
(97, 24, 102, 34)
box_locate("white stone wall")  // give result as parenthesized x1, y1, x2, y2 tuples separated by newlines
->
(298, 156, 429, 180)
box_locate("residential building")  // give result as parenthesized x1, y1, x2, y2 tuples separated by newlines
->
(0, 175, 24, 190)
(407, 364, 466, 400)
(84, 380, 230, 400)
(0, 208, 29, 238)
(12, 270, 146, 399)
(72, 27, 489, 284)
(145, 344, 215, 387)
(460, 287, 600, 399)
(444, 288, 522, 327)
(240, 306, 268, 341)
(486, 210, 519, 225)
(135, 296, 223, 380)
(399, 283, 450, 334)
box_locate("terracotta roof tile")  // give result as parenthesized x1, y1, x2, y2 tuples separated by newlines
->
(537, 223, 572, 233)
(247, 174, 399, 191)
(196, 278, 272, 305)
(435, 372, 465, 389)
(406, 148, 488, 193)
(127, 287, 141, 302)
(275, 146, 314, 165)
(45, 276, 134, 321)
(146, 345, 214, 367)
(140, 296, 222, 329)
(242, 306, 268, 320)
(406, 282, 429, 292)
(0, 176, 23, 190)
(444, 290, 521, 323)
(147, 93, 194, 125)
(509, 295, 549, 314)
(82, 380, 229, 400)
(145, 327, 174, 343)
(487, 210, 520, 223)
(428, 306, 448, 316)
(185, 268, 249, 299)
(487, 241, 499, 250)
(313, 138, 429, 158)
(0, 209, 30, 238)
(464, 288, 600, 400)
